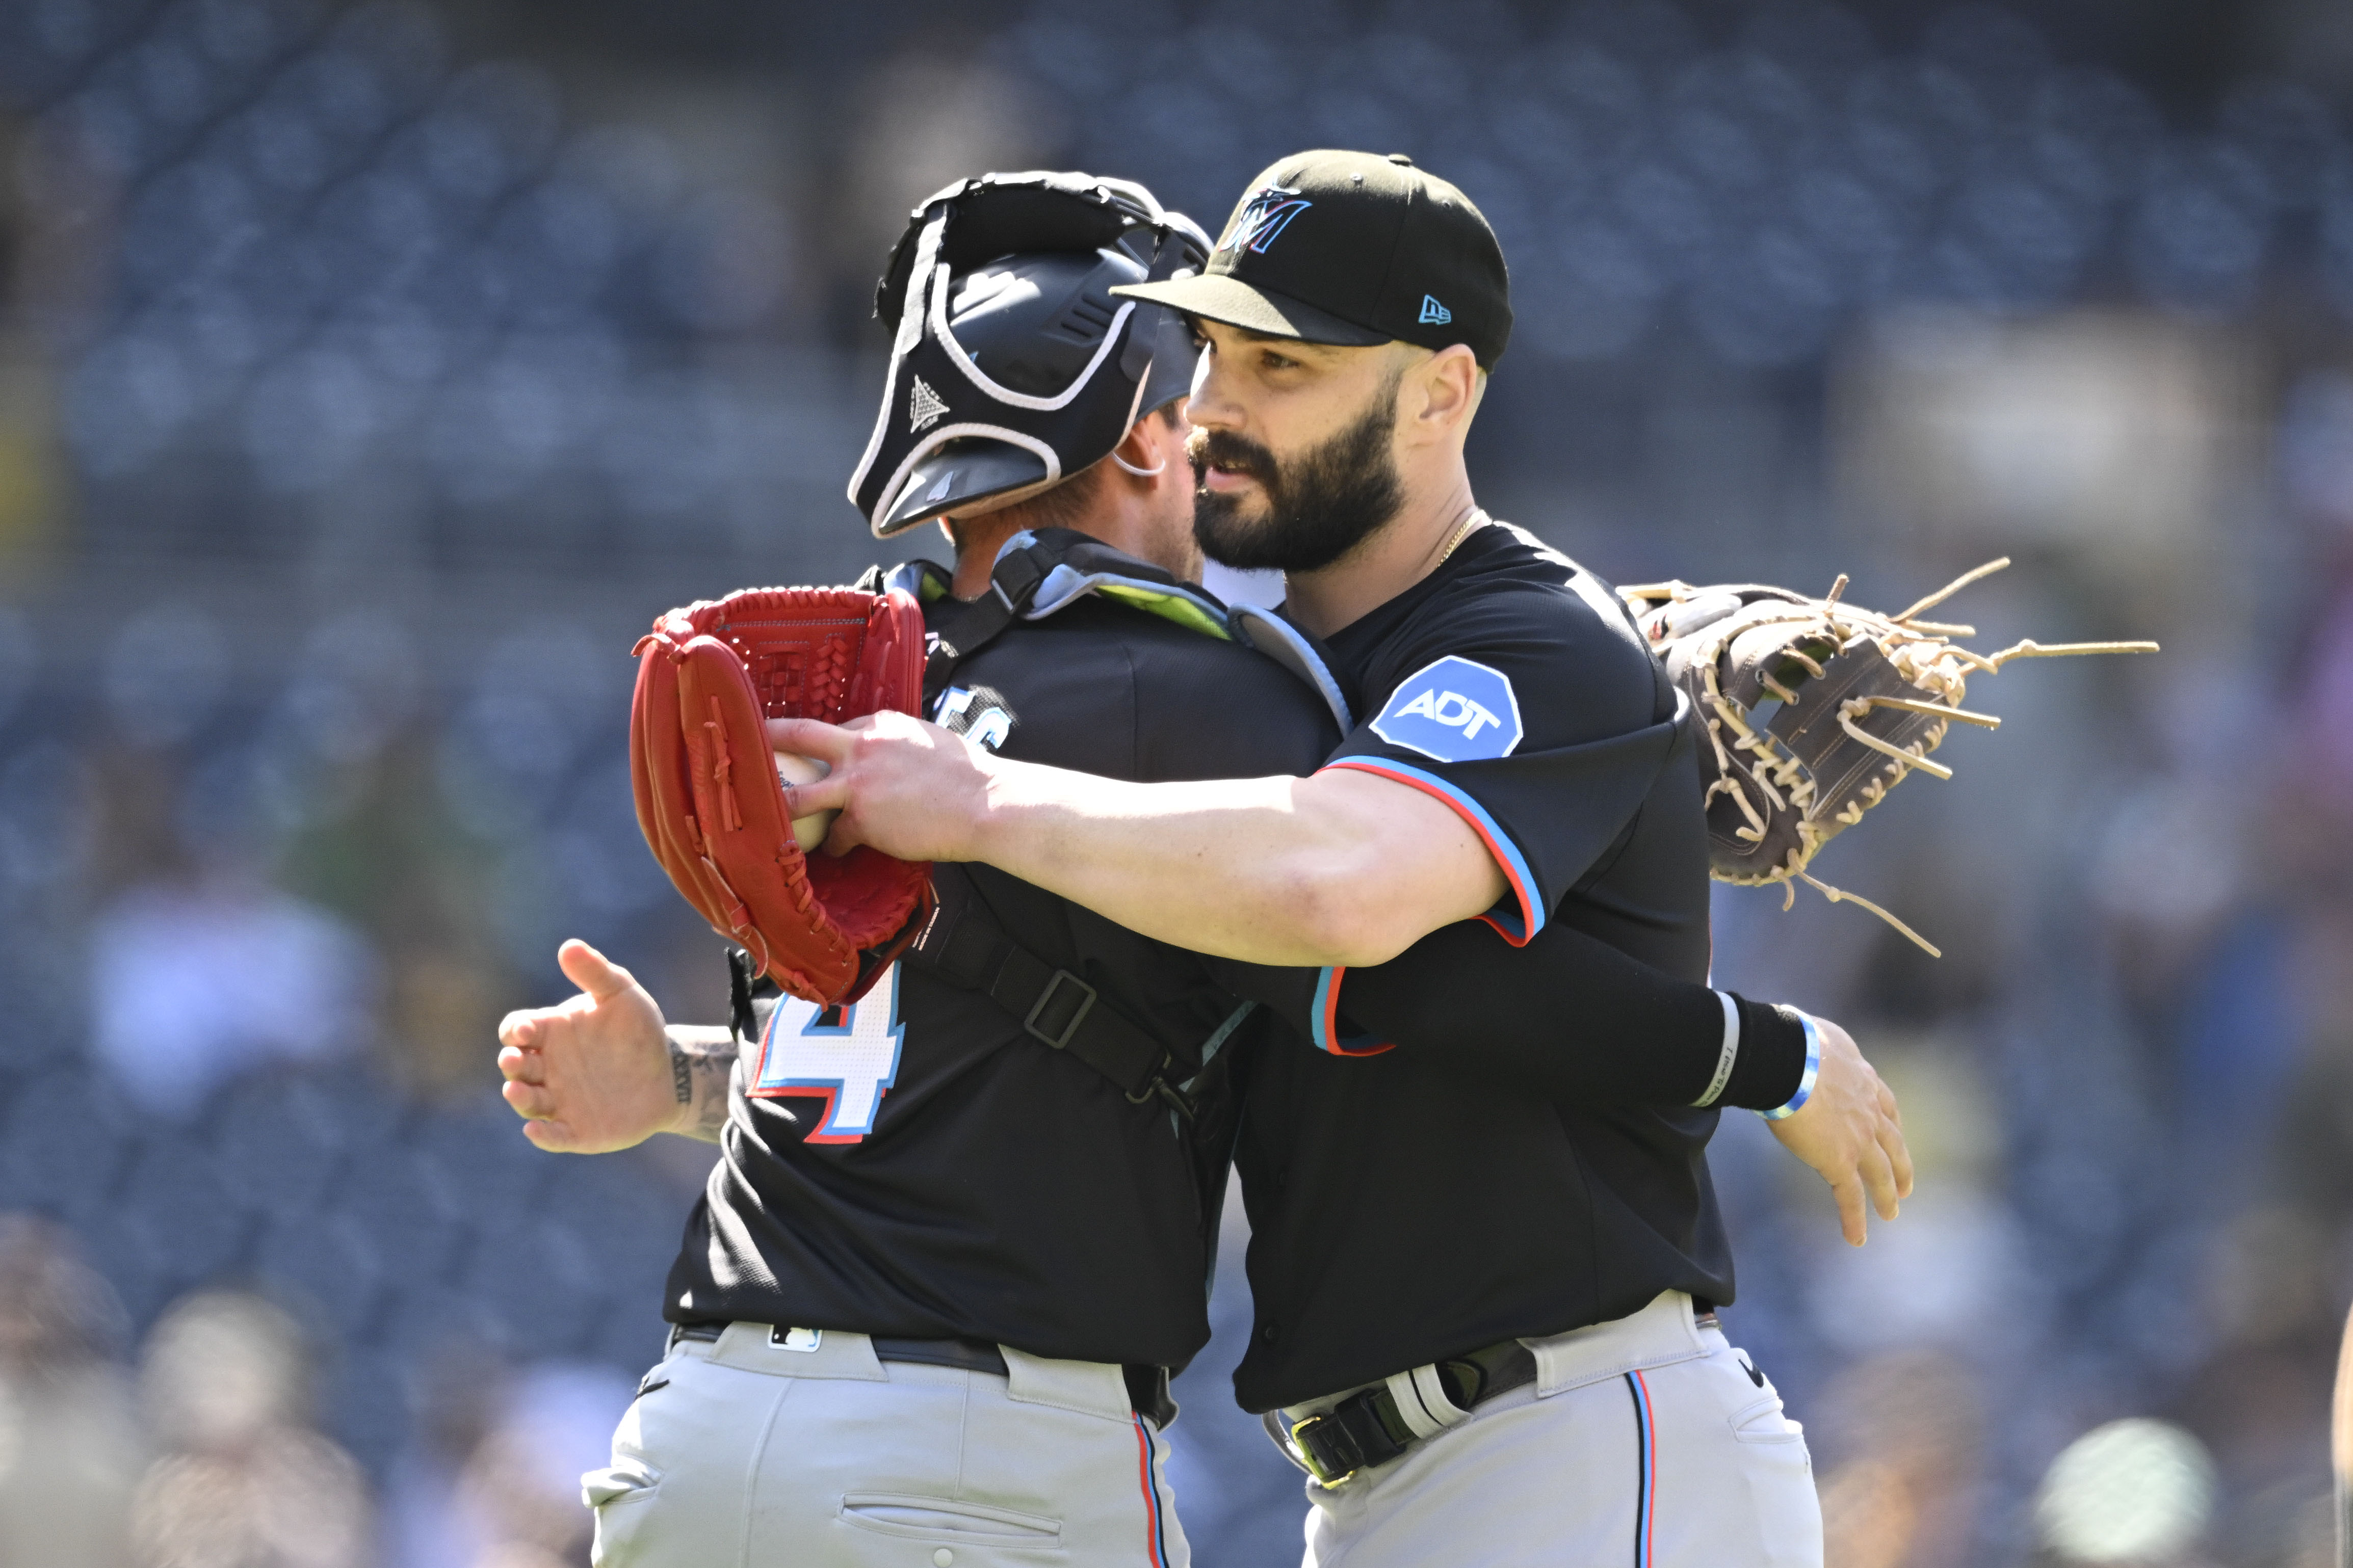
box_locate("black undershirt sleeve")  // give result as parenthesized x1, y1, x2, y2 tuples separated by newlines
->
(1337, 920, 1806, 1110)
(1214, 923, 1806, 1111)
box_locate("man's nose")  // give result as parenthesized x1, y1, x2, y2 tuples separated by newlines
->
(1186, 347, 1240, 429)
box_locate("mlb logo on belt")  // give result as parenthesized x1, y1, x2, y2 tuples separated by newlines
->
(1369, 656, 1524, 762)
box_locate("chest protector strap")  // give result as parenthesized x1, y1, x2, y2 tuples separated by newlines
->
(725, 900, 1196, 1118)
(856, 540, 1053, 710)
(865, 528, 1354, 732)
(858, 531, 1277, 1119)
(905, 868, 1196, 1116)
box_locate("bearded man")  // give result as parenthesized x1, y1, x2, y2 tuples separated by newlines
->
(777, 150, 1904, 1567)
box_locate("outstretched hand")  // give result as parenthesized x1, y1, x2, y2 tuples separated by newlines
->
(1765, 1016, 1914, 1246)
(766, 711, 1001, 863)
(495, 940, 683, 1153)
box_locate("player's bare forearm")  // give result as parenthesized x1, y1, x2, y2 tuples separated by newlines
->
(971, 767, 1376, 964)
(772, 713, 1507, 966)
(666, 1025, 737, 1144)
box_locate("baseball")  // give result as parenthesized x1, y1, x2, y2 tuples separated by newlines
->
(774, 750, 836, 852)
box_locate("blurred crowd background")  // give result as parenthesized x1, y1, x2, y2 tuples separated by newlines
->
(0, 0, 2346, 1562)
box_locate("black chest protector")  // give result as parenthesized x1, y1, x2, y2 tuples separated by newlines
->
(723, 534, 1347, 1127)
(884, 529, 1350, 730)
(833, 533, 1349, 1123)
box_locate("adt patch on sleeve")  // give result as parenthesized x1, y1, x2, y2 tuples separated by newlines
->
(1368, 656, 1524, 762)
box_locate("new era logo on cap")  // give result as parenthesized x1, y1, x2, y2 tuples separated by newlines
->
(1419, 295, 1451, 325)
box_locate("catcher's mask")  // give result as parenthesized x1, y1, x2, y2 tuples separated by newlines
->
(848, 170, 1211, 538)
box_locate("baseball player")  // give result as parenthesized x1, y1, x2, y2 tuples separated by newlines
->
(504, 169, 1901, 1568)
(776, 150, 1907, 1567)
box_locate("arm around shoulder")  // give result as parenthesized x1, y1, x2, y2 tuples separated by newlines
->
(781, 713, 1507, 965)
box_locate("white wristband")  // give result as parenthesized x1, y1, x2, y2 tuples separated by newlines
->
(1691, 991, 1740, 1108)
(1758, 1013, 1821, 1122)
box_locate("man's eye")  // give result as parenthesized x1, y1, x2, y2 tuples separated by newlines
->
(1262, 351, 1298, 371)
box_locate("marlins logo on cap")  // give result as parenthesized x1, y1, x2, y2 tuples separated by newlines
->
(1219, 185, 1312, 256)
(1114, 149, 1512, 368)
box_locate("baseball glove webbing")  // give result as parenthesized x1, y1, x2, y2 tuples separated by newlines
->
(1624, 557, 2156, 957)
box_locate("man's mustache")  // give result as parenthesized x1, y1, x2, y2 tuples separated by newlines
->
(1186, 429, 1277, 483)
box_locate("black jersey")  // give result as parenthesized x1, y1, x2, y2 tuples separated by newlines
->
(662, 578, 1340, 1369)
(1230, 519, 1732, 1413)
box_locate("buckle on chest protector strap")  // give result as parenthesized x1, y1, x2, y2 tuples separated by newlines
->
(1024, 970, 1097, 1050)
(907, 879, 1197, 1117)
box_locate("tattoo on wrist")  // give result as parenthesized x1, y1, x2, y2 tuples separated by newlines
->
(667, 1037, 738, 1142)
(694, 1066, 731, 1136)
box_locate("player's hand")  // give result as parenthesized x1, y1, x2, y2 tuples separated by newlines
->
(1763, 1015, 1913, 1246)
(766, 710, 1000, 862)
(495, 939, 686, 1153)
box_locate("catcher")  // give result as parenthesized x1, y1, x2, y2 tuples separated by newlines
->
(498, 168, 1904, 1568)
(767, 150, 2136, 1567)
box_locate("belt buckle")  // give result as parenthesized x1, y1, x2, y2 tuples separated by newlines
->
(1287, 1412, 1363, 1487)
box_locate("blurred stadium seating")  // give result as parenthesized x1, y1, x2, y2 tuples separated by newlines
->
(3, 0, 2352, 1563)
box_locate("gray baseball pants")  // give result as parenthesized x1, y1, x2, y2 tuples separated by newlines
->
(1285, 1291, 1823, 1568)
(584, 1324, 1186, 1567)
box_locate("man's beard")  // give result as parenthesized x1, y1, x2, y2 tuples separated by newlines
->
(1188, 377, 1405, 574)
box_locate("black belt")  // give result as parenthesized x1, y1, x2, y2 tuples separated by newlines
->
(1267, 1338, 1539, 1487)
(877, 1335, 1012, 1375)
(666, 1323, 1175, 1427)
(668, 1322, 1010, 1374)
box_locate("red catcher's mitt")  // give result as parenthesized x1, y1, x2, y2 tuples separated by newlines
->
(631, 587, 934, 1006)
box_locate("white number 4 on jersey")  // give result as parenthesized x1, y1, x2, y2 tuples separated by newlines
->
(747, 965, 905, 1142)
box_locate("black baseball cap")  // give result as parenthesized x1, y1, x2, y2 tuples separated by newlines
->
(1112, 149, 1511, 368)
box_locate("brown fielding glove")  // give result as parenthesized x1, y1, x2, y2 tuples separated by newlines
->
(631, 587, 934, 1005)
(1622, 558, 2155, 956)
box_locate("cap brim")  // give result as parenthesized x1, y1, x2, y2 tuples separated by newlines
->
(877, 441, 1054, 536)
(1112, 273, 1390, 348)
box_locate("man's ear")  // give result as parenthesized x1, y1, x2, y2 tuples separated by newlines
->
(1406, 344, 1482, 443)
(1111, 414, 1173, 480)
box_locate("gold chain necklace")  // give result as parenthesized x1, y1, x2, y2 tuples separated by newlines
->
(1436, 507, 1488, 565)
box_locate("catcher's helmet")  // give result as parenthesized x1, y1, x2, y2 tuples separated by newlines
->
(849, 170, 1210, 538)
